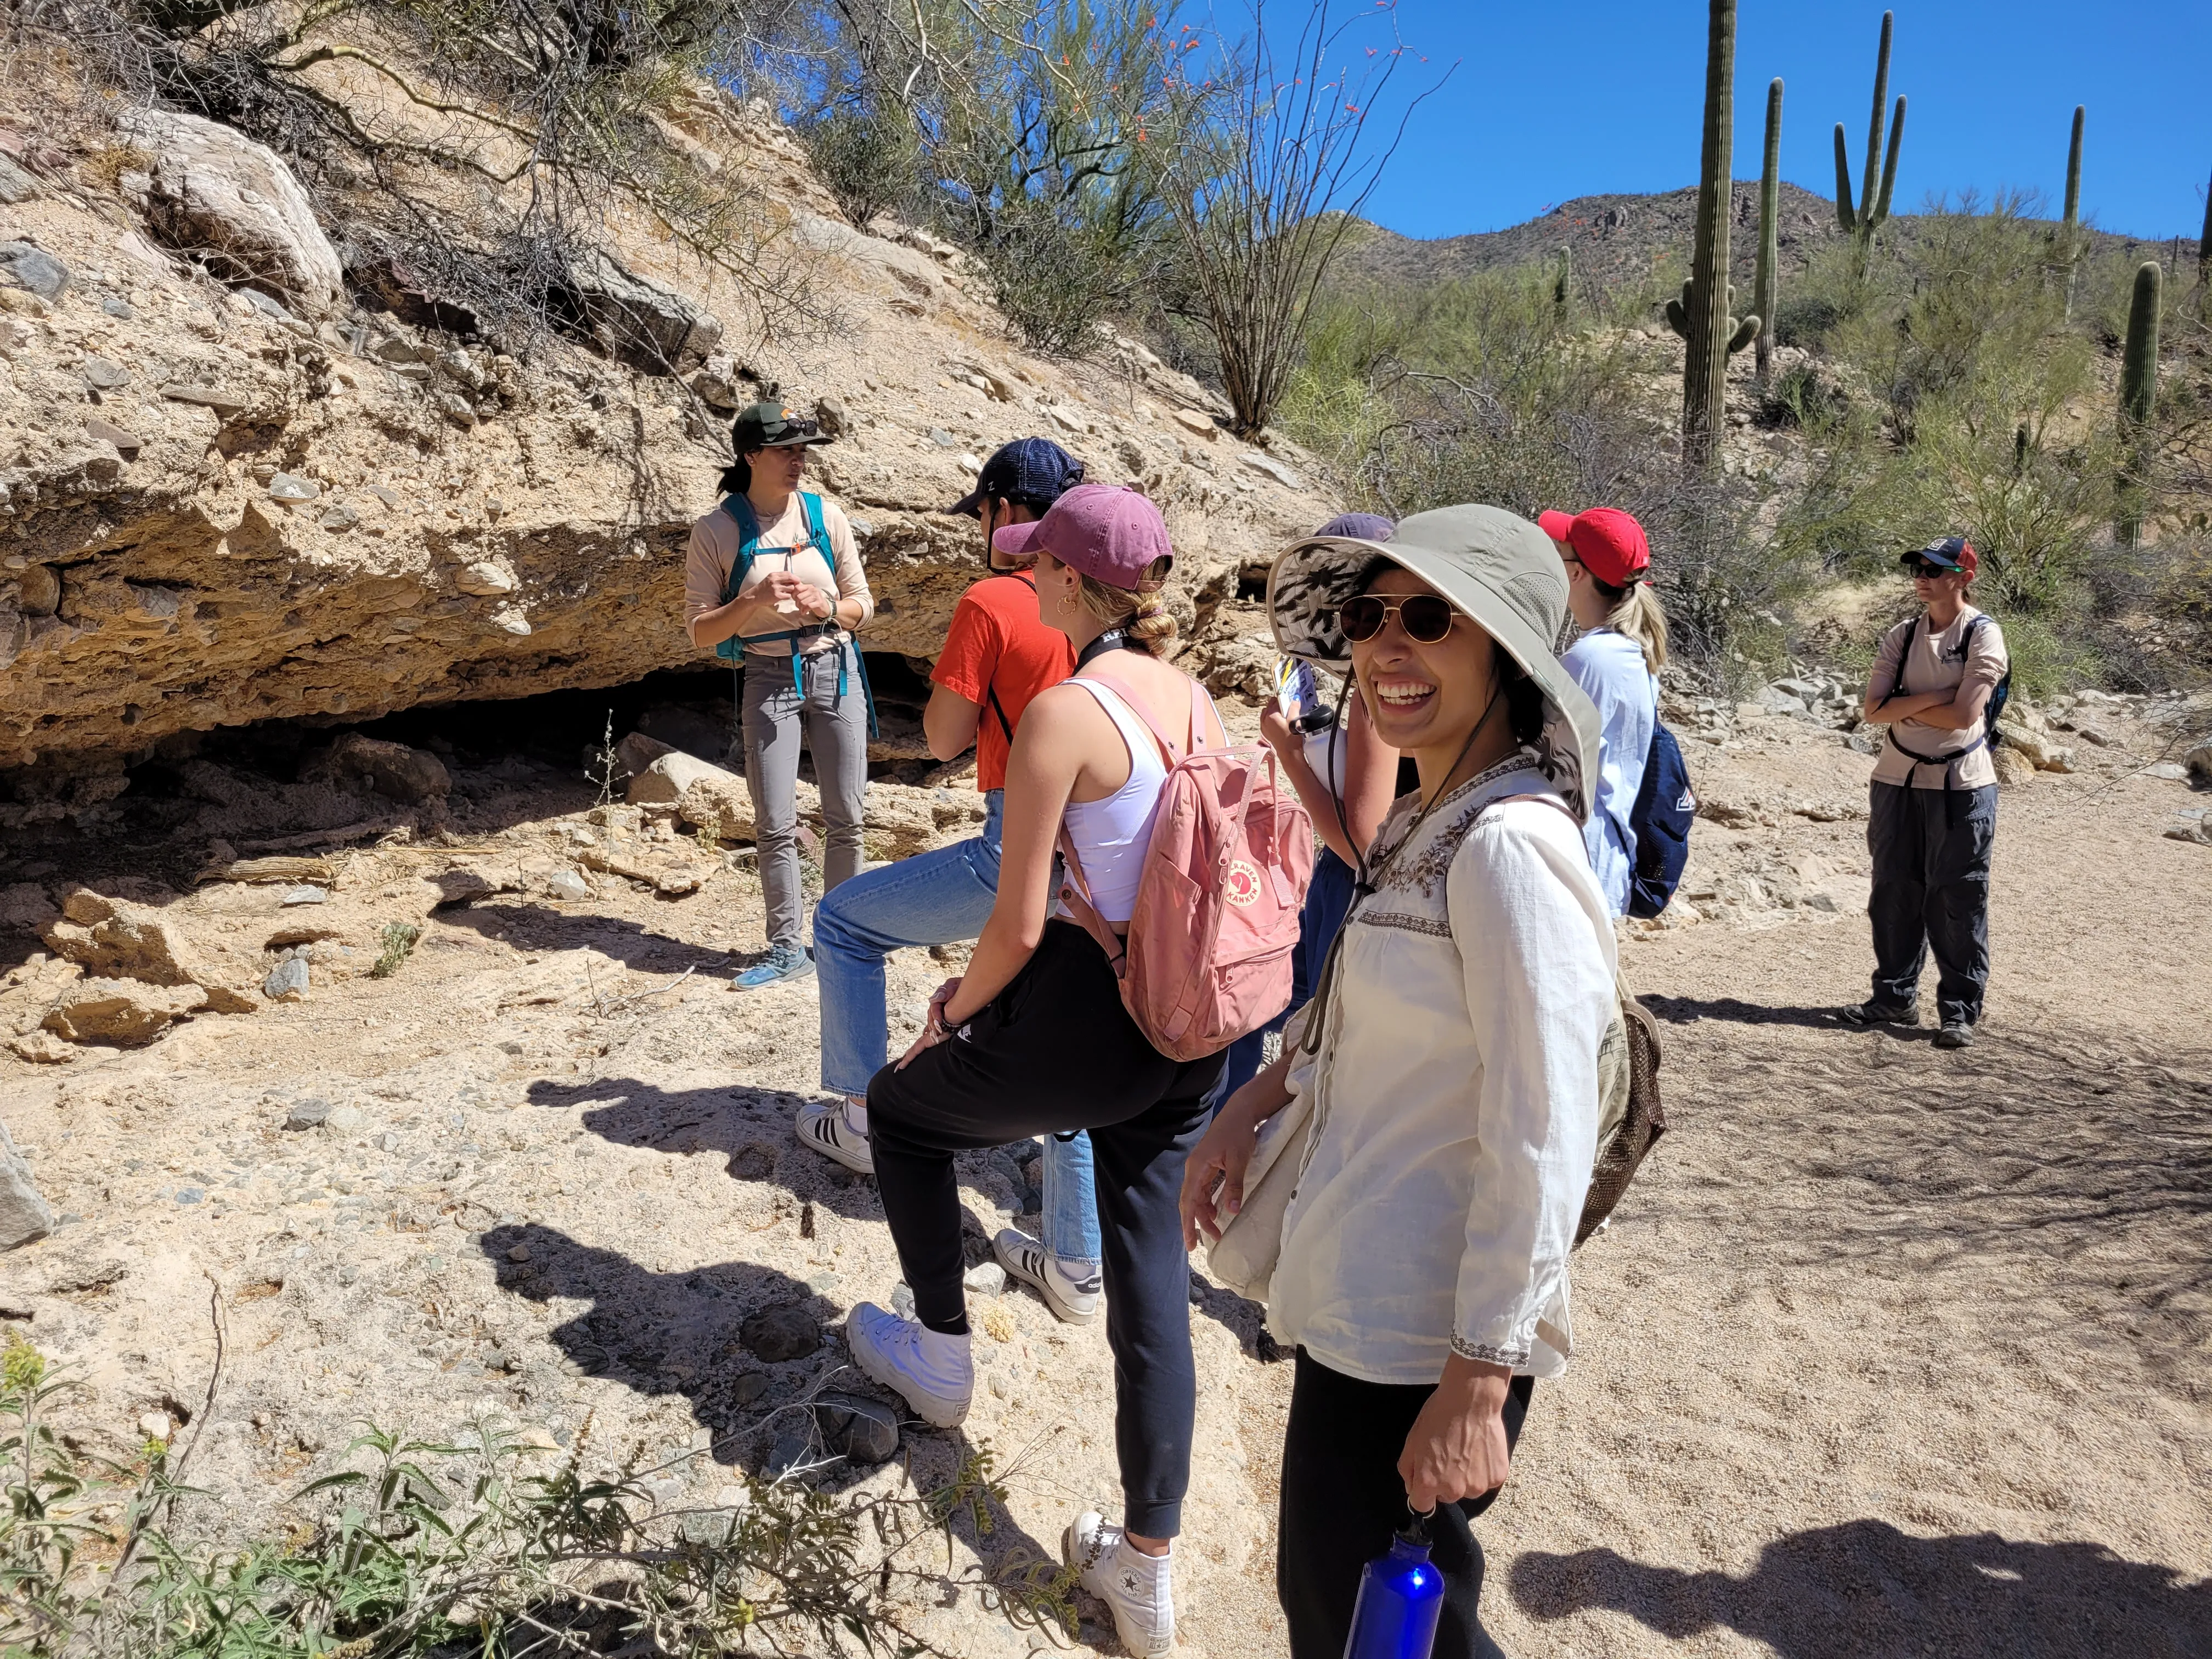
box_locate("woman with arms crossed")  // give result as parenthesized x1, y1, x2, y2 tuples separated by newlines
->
(1184, 506, 1616, 1659)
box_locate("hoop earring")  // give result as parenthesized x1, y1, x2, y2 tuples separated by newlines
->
(1058, 590, 1079, 615)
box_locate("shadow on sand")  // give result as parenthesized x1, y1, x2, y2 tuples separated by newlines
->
(1510, 1520, 2212, 1658)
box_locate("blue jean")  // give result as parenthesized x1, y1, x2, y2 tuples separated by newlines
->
(812, 789, 1101, 1268)
(1210, 847, 1362, 1106)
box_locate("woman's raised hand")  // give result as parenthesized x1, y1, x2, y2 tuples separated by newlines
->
(1258, 702, 1297, 757)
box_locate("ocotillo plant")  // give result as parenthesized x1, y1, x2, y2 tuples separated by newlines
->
(2199, 162, 2210, 290)
(2115, 259, 2161, 549)
(1668, 0, 1759, 471)
(1832, 10, 1906, 276)
(1754, 77, 1782, 382)
(2060, 105, 2085, 319)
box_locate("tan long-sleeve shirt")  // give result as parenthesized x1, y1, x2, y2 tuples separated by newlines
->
(682, 492, 873, 657)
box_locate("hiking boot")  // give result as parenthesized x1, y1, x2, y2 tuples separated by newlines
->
(795, 1099, 873, 1175)
(1838, 998, 1917, 1028)
(1063, 1510, 1173, 1658)
(844, 1304, 971, 1429)
(994, 1228, 1102, 1324)
(1933, 1020, 1976, 1049)
(733, 943, 813, 991)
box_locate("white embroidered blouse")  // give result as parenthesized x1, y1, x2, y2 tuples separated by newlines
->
(1266, 754, 1617, 1384)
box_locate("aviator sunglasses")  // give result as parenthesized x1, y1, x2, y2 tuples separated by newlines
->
(1338, 592, 1457, 645)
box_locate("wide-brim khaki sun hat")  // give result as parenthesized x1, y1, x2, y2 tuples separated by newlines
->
(1266, 503, 1602, 823)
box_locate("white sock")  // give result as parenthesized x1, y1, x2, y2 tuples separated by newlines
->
(913, 1325, 972, 1391)
(843, 1099, 870, 1135)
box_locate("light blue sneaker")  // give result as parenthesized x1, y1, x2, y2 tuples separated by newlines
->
(732, 943, 814, 991)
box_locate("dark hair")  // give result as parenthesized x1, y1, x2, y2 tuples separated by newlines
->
(717, 451, 754, 498)
(1359, 555, 1545, 743)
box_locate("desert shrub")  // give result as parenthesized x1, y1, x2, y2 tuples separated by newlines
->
(1283, 265, 1808, 678)
(803, 101, 922, 230)
(0, 1336, 1069, 1659)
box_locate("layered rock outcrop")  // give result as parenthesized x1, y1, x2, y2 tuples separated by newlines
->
(0, 83, 1332, 782)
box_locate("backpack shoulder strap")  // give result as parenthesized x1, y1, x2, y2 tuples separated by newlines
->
(1077, 663, 1188, 766)
(800, 491, 830, 557)
(719, 495, 761, 605)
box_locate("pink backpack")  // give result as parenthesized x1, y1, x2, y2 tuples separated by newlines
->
(1057, 666, 1316, 1063)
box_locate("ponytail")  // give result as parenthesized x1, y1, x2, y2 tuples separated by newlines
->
(1595, 577, 1669, 674)
(717, 455, 752, 498)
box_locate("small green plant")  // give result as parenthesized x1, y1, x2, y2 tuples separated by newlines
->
(367, 923, 421, 980)
(0, 1340, 1068, 1659)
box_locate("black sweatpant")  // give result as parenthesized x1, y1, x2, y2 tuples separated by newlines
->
(1866, 780, 1997, 1026)
(1278, 1348, 1535, 1659)
(866, 921, 1223, 1537)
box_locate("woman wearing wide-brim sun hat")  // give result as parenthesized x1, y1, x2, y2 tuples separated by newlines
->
(684, 400, 874, 990)
(1180, 505, 1617, 1659)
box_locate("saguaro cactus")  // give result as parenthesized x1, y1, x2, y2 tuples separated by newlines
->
(1668, 0, 1759, 471)
(2115, 259, 2161, 548)
(2060, 105, 2085, 319)
(1754, 77, 1783, 381)
(1832, 10, 1906, 275)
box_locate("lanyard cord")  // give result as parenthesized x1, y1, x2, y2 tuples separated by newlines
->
(1075, 626, 1133, 670)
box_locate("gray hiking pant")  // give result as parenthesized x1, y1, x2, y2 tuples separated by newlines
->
(740, 643, 869, 950)
(1866, 780, 1996, 1027)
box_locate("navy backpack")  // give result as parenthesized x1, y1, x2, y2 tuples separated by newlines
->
(1624, 720, 1695, 920)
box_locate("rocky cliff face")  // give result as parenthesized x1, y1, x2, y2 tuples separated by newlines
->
(0, 83, 1332, 786)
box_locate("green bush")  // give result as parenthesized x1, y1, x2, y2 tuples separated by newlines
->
(803, 105, 922, 230)
(0, 1336, 1066, 1659)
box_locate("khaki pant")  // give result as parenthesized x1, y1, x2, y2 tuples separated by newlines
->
(740, 643, 869, 949)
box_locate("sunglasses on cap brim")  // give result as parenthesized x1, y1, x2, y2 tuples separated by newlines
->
(760, 419, 824, 445)
(1337, 592, 1458, 644)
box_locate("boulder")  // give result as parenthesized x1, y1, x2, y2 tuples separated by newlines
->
(6, 1031, 76, 1065)
(1993, 746, 2036, 788)
(118, 110, 343, 311)
(814, 1394, 899, 1464)
(42, 979, 204, 1046)
(629, 748, 737, 807)
(0, 1120, 54, 1249)
(558, 249, 723, 374)
(326, 732, 452, 803)
(0, 882, 58, 934)
(2186, 744, 2212, 787)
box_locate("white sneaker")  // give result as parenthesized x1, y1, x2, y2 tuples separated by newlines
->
(1063, 1510, 1173, 1657)
(795, 1099, 873, 1175)
(994, 1228, 1101, 1324)
(844, 1304, 972, 1429)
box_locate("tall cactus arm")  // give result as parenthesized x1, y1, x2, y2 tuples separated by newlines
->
(1861, 10, 1894, 225)
(1833, 125, 1858, 234)
(1872, 95, 1906, 225)
(1664, 280, 1692, 338)
(1728, 315, 1762, 354)
(2062, 105, 2085, 229)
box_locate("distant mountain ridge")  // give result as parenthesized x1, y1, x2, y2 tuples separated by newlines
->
(1336, 180, 2203, 297)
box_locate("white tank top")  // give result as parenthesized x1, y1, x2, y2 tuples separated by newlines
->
(1059, 675, 1200, 925)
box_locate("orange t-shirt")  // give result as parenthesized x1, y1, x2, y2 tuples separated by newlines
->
(930, 572, 1078, 792)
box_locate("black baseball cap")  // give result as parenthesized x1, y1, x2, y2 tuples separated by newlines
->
(947, 437, 1085, 517)
(1903, 534, 1972, 573)
(732, 400, 831, 452)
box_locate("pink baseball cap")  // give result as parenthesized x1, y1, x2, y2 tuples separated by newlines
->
(1537, 506, 1651, 588)
(991, 482, 1172, 589)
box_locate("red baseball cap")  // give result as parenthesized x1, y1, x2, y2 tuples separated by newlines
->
(1537, 506, 1651, 588)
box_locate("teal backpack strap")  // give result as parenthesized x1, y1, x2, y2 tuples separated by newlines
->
(715, 495, 761, 665)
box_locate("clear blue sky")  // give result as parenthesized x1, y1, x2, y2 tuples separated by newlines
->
(1324, 1, 2211, 243)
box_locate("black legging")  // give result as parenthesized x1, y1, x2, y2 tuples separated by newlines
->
(1279, 1347, 1536, 1659)
(866, 920, 1223, 1537)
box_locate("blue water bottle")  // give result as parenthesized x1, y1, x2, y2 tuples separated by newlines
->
(1344, 1509, 1445, 1659)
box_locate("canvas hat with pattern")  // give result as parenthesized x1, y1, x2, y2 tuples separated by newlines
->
(1266, 503, 1602, 822)
(732, 400, 832, 451)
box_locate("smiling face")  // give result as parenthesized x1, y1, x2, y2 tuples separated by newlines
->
(1350, 565, 1500, 758)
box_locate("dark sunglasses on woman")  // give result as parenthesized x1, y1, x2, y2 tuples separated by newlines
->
(1338, 592, 1457, 645)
